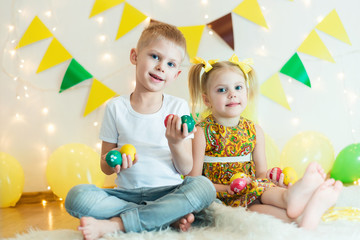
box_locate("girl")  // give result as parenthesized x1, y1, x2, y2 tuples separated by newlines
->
(187, 54, 343, 229)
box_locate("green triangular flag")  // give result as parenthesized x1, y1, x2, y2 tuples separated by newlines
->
(280, 53, 311, 87)
(60, 59, 93, 93)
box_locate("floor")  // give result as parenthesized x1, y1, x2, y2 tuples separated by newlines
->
(0, 192, 78, 239)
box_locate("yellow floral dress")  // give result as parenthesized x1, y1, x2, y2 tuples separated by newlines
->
(199, 115, 275, 207)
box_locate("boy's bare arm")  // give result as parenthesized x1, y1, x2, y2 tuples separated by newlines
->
(100, 141, 118, 175)
(169, 138, 193, 175)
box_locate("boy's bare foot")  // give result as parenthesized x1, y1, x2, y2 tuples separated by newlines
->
(171, 213, 195, 232)
(286, 162, 326, 218)
(299, 179, 343, 229)
(78, 216, 124, 240)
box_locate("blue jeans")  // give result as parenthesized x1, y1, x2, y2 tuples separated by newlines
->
(65, 176, 216, 233)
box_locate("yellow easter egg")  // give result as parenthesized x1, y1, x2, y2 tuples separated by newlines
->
(120, 144, 136, 161)
(283, 167, 298, 185)
(230, 172, 248, 183)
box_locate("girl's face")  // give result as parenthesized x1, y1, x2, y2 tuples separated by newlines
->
(203, 68, 248, 125)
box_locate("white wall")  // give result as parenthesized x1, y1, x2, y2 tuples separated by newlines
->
(1, 0, 359, 192)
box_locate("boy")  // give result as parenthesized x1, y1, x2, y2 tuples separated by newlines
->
(65, 22, 216, 240)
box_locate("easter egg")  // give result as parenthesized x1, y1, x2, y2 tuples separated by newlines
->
(120, 144, 136, 161)
(181, 115, 195, 132)
(230, 178, 247, 193)
(164, 114, 174, 127)
(283, 167, 298, 185)
(269, 167, 282, 181)
(106, 150, 122, 167)
(230, 172, 248, 183)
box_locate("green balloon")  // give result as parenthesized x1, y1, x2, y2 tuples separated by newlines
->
(330, 143, 360, 183)
(106, 150, 122, 168)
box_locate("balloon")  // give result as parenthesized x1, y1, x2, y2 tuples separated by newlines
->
(46, 143, 105, 199)
(280, 131, 334, 177)
(330, 143, 360, 183)
(0, 152, 24, 208)
(264, 133, 281, 169)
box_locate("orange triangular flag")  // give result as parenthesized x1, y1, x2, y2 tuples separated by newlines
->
(297, 30, 335, 63)
(89, 0, 125, 18)
(178, 25, 205, 59)
(37, 38, 72, 73)
(83, 79, 117, 116)
(261, 73, 291, 110)
(316, 9, 351, 45)
(15, 16, 53, 49)
(115, 3, 147, 40)
(232, 0, 268, 29)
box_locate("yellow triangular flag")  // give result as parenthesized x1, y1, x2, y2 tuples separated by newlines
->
(115, 3, 147, 40)
(316, 9, 351, 45)
(298, 30, 335, 63)
(178, 25, 205, 59)
(89, 0, 125, 18)
(36, 38, 72, 73)
(261, 73, 291, 110)
(83, 79, 117, 117)
(232, 0, 268, 29)
(15, 16, 53, 49)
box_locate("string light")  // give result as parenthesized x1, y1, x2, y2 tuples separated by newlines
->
(93, 121, 98, 126)
(102, 53, 112, 61)
(8, 25, 14, 32)
(45, 10, 52, 17)
(96, 16, 104, 24)
(204, 14, 209, 19)
(47, 123, 56, 133)
(99, 35, 107, 42)
(42, 107, 49, 115)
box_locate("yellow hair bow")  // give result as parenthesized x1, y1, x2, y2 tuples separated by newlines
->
(191, 57, 218, 72)
(229, 54, 253, 79)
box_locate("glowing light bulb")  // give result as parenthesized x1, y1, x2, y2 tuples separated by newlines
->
(338, 72, 345, 80)
(45, 11, 52, 17)
(47, 186, 51, 190)
(9, 50, 16, 56)
(42, 107, 49, 115)
(52, 27, 56, 32)
(8, 25, 14, 32)
(99, 35, 106, 42)
(209, 30, 213, 35)
(42, 200, 47, 206)
(291, 118, 300, 126)
(93, 122, 98, 126)
(96, 17, 104, 24)
(201, 0, 208, 5)
(317, 16, 324, 23)
(204, 14, 209, 19)
(102, 53, 112, 61)
(47, 123, 55, 133)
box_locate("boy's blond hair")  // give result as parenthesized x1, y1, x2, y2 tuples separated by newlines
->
(137, 21, 187, 60)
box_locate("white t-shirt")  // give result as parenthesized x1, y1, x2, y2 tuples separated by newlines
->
(99, 94, 193, 189)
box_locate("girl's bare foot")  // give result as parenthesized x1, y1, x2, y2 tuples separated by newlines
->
(171, 213, 195, 232)
(286, 162, 326, 218)
(78, 216, 124, 240)
(299, 179, 343, 229)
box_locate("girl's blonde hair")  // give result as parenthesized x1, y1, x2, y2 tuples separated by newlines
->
(188, 60, 258, 122)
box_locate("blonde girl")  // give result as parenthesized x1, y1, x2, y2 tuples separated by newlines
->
(187, 54, 343, 229)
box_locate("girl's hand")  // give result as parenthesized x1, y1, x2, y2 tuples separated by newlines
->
(226, 185, 235, 195)
(266, 169, 288, 188)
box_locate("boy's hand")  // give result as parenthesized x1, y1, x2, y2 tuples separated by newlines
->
(165, 114, 196, 144)
(111, 151, 138, 174)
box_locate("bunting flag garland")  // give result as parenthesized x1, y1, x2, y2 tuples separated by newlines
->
(15, 16, 53, 49)
(59, 59, 93, 93)
(207, 13, 234, 50)
(232, 0, 268, 29)
(261, 73, 291, 110)
(115, 2, 148, 40)
(37, 38, 72, 73)
(280, 53, 311, 87)
(89, 0, 125, 18)
(316, 9, 351, 45)
(178, 25, 205, 60)
(297, 30, 335, 63)
(83, 79, 117, 116)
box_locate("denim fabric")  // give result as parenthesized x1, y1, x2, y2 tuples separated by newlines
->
(65, 176, 216, 233)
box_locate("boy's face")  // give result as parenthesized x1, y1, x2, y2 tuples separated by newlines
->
(130, 38, 183, 93)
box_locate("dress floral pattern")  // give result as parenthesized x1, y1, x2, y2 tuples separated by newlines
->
(199, 115, 275, 207)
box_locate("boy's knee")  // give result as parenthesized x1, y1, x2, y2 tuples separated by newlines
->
(65, 184, 96, 214)
(183, 176, 216, 209)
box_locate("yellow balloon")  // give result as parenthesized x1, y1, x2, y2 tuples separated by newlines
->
(264, 133, 281, 169)
(46, 143, 105, 199)
(280, 131, 334, 177)
(0, 152, 24, 208)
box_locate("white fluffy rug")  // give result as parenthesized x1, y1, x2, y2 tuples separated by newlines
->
(5, 186, 360, 240)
